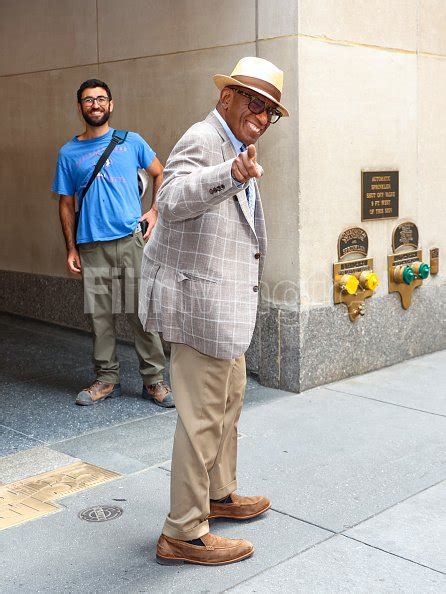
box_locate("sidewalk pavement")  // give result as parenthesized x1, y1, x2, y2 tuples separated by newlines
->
(0, 313, 445, 593)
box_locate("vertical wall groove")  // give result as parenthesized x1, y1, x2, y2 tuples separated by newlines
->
(255, 0, 259, 56)
(96, 0, 100, 65)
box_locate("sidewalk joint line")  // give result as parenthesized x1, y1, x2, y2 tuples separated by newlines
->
(325, 386, 446, 418)
(270, 507, 337, 534)
(341, 534, 446, 576)
(339, 477, 446, 533)
(48, 408, 176, 447)
(111, 460, 172, 479)
(0, 423, 46, 444)
(225, 533, 338, 592)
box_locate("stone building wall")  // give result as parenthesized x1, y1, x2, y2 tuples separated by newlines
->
(1, 1, 444, 391)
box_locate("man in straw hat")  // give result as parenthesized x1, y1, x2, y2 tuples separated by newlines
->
(139, 57, 288, 565)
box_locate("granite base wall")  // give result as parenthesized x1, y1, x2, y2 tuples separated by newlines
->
(254, 283, 445, 392)
(0, 270, 138, 344)
(1, 270, 444, 392)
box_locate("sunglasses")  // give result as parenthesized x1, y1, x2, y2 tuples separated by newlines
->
(230, 88, 282, 124)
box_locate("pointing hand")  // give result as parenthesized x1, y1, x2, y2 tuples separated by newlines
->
(231, 144, 264, 183)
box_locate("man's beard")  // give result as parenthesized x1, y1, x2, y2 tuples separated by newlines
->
(81, 108, 110, 127)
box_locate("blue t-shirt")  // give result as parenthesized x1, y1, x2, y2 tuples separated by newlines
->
(52, 128, 155, 244)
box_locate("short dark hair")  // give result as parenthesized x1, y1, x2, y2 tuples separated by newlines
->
(77, 79, 112, 103)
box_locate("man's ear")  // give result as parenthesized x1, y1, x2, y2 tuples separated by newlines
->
(220, 88, 232, 110)
(109, 99, 114, 113)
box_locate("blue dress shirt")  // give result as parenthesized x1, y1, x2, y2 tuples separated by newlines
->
(213, 109, 255, 218)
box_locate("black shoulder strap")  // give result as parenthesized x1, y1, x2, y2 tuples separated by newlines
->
(79, 130, 128, 202)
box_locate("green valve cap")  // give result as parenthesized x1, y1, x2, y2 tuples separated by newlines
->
(402, 266, 415, 285)
(418, 263, 430, 279)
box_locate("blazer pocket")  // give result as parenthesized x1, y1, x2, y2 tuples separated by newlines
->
(176, 271, 221, 284)
(177, 270, 221, 325)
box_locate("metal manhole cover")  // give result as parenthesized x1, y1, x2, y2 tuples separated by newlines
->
(79, 505, 123, 522)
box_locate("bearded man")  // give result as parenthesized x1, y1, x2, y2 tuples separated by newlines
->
(53, 79, 173, 408)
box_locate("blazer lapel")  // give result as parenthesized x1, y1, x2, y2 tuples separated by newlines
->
(236, 186, 256, 236)
(215, 118, 257, 236)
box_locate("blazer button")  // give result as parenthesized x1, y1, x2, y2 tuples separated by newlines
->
(254, 252, 261, 259)
(253, 285, 259, 292)
(221, 184, 225, 189)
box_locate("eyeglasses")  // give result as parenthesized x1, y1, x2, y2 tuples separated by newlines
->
(231, 88, 282, 124)
(81, 96, 110, 106)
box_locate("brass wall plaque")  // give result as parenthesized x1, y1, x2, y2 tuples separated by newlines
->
(430, 247, 439, 275)
(338, 227, 368, 260)
(361, 171, 399, 221)
(392, 221, 419, 251)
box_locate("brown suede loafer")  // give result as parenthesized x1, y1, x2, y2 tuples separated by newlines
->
(208, 493, 271, 520)
(156, 533, 254, 566)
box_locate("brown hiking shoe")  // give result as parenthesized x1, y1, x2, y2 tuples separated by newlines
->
(209, 493, 271, 520)
(76, 380, 121, 406)
(156, 533, 254, 566)
(142, 380, 175, 408)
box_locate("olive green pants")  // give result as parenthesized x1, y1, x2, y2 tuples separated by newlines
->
(79, 231, 165, 385)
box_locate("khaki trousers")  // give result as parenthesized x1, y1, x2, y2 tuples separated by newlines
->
(163, 343, 246, 540)
(79, 231, 165, 385)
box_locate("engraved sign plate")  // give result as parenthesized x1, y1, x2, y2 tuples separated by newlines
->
(430, 247, 439, 275)
(338, 227, 368, 260)
(362, 171, 399, 220)
(338, 258, 371, 274)
(392, 249, 420, 265)
(392, 221, 419, 252)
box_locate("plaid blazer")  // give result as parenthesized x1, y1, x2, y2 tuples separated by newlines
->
(139, 111, 267, 359)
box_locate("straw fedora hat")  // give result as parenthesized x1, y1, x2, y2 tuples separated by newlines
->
(213, 56, 289, 117)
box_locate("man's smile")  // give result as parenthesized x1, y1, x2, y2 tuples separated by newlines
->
(245, 121, 262, 135)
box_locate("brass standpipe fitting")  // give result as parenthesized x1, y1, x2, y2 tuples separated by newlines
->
(393, 265, 415, 285)
(333, 261, 378, 322)
(411, 261, 430, 280)
(357, 270, 379, 292)
(333, 228, 377, 322)
(338, 274, 359, 295)
(388, 251, 430, 310)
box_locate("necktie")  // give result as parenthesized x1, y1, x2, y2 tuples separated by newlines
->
(240, 144, 255, 218)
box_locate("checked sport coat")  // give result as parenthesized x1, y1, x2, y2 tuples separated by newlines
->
(139, 111, 267, 360)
